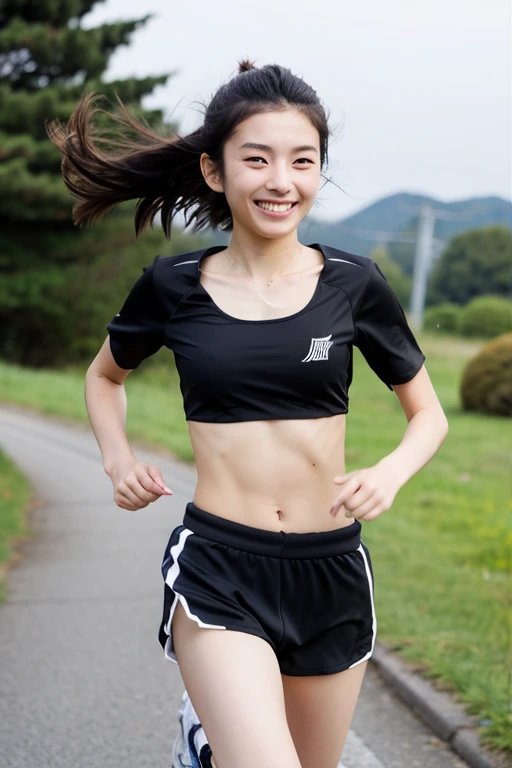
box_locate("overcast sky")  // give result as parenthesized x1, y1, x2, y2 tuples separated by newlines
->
(84, 0, 511, 221)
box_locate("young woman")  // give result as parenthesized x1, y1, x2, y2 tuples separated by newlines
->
(48, 60, 449, 768)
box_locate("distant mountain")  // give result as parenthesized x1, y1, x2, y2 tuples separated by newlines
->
(207, 193, 511, 275)
(298, 193, 512, 264)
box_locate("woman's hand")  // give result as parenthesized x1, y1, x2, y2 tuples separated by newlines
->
(329, 459, 405, 522)
(106, 458, 174, 511)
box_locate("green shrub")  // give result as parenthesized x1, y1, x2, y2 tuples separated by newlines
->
(423, 302, 461, 334)
(459, 295, 512, 338)
(460, 333, 512, 416)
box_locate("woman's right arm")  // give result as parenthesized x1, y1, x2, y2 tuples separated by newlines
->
(85, 337, 173, 510)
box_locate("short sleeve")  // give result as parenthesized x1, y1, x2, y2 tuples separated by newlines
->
(353, 261, 425, 390)
(106, 257, 168, 369)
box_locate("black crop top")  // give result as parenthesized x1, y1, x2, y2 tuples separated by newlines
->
(106, 243, 425, 423)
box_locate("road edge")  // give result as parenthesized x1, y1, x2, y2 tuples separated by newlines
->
(1, 402, 509, 767)
(371, 644, 508, 768)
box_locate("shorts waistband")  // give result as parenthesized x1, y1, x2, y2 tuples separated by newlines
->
(183, 502, 362, 558)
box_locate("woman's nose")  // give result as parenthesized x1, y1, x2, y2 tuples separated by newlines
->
(265, 165, 292, 193)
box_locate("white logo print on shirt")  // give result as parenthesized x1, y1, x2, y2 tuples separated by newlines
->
(301, 334, 334, 362)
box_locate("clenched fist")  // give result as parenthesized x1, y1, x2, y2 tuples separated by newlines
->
(106, 459, 174, 511)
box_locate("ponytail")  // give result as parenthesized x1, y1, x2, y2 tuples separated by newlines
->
(45, 92, 222, 237)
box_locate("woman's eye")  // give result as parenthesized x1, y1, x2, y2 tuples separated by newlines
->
(244, 156, 314, 165)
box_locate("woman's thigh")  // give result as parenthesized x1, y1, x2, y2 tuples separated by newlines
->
(281, 661, 368, 768)
(171, 600, 302, 768)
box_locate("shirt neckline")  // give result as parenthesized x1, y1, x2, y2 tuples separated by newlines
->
(195, 242, 328, 325)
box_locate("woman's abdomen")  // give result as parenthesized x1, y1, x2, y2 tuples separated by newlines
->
(188, 414, 351, 533)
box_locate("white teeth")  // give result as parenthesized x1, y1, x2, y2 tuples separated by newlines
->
(256, 202, 294, 212)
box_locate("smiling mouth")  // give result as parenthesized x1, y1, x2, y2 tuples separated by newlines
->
(255, 201, 298, 212)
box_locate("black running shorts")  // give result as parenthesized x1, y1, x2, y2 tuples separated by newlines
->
(158, 502, 377, 676)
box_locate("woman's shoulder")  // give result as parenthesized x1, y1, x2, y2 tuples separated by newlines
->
(319, 244, 376, 294)
(319, 243, 372, 270)
(153, 247, 207, 272)
(151, 247, 209, 286)
(145, 247, 208, 312)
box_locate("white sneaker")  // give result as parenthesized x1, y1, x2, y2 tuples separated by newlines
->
(171, 690, 213, 768)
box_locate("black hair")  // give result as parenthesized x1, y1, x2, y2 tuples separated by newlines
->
(46, 58, 332, 237)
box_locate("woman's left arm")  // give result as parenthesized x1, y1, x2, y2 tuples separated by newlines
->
(329, 365, 449, 521)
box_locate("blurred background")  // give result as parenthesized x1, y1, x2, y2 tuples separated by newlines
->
(0, 0, 510, 366)
(0, 0, 511, 763)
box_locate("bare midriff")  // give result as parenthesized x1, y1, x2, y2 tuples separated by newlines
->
(189, 414, 352, 533)
(188, 244, 353, 534)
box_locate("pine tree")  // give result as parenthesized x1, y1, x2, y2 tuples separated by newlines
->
(0, 1, 196, 366)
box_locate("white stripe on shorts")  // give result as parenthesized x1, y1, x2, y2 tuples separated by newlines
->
(349, 543, 377, 668)
(163, 527, 227, 663)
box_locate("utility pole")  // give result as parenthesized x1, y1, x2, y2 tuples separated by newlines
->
(409, 204, 436, 329)
(304, 200, 476, 330)
(405, 201, 476, 328)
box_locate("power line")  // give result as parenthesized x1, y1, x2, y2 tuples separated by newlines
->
(301, 218, 418, 243)
(398, 201, 481, 221)
(335, 223, 417, 243)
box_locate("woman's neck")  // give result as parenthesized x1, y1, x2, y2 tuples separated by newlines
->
(225, 229, 304, 280)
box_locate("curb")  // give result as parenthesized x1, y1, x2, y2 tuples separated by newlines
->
(371, 643, 506, 768)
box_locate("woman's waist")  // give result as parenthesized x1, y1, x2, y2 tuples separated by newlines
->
(192, 471, 352, 533)
(182, 501, 362, 556)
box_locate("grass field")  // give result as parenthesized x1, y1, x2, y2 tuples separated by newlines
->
(0, 332, 510, 753)
(0, 449, 33, 602)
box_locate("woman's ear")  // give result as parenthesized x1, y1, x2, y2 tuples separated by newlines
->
(200, 153, 224, 193)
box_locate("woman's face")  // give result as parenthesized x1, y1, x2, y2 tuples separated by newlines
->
(201, 108, 322, 238)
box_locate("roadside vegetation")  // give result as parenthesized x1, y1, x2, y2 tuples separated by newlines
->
(0, 449, 32, 602)
(1, 3, 510, 758)
(0, 331, 510, 752)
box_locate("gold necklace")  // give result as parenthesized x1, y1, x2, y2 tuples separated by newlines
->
(226, 248, 302, 308)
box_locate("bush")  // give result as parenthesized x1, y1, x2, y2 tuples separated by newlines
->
(423, 302, 461, 334)
(459, 295, 512, 338)
(460, 333, 512, 416)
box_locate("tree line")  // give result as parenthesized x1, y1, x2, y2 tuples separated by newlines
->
(0, 1, 210, 367)
(372, 225, 511, 312)
(1, 2, 510, 368)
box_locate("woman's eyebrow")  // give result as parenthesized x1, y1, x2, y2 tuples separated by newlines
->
(239, 142, 318, 153)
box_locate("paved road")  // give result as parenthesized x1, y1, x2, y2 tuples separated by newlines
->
(0, 404, 468, 768)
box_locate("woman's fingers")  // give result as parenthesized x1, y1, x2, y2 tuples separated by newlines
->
(146, 464, 173, 495)
(350, 495, 383, 521)
(124, 474, 162, 504)
(113, 463, 173, 510)
(329, 476, 362, 516)
(344, 484, 377, 514)
(115, 490, 145, 511)
(358, 505, 386, 522)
